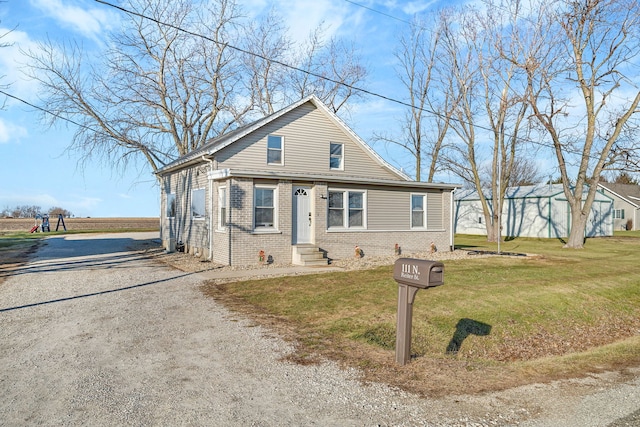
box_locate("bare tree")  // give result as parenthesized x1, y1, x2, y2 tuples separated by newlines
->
(508, 157, 544, 186)
(242, 8, 291, 116)
(375, 15, 456, 182)
(522, 0, 640, 248)
(24, 0, 368, 176)
(285, 26, 368, 113)
(441, 3, 532, 242)
(0, 5, 14, 110)
(48, 207, 73, 218)
(24, 0, 251, 175)
(11, 205, 42, 218)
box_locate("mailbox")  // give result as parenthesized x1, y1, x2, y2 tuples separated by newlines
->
(393, 258, 444, 289)
(393, 258, 445, 365)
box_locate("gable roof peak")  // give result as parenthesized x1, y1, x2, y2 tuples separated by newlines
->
(156, 95, 411, 180)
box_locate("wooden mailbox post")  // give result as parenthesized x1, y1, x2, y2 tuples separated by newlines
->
(393, 258, 444, 365)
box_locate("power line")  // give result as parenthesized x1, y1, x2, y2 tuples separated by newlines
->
(14, 0, 612, 168)
(0, 89, 106, 137)
(93, 0, 419, 113)
(91, 0, 530, 146)
(342, 0, 414, 26)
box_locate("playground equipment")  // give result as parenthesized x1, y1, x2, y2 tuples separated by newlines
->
(55, 214, 67, 231)
(29, 213, 67, 233)
(41, 214, 50, 232)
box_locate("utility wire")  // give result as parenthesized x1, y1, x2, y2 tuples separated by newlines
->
(94, 0, 420, 114)
(95, 0, 615, 162)
(6, 0, 612, 168)
(91, 1, 527, 143)
(342, 0, 414, 25)
(0, 89, 106, 137)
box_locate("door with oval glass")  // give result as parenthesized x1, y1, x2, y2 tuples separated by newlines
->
(293, 186, 312, 244)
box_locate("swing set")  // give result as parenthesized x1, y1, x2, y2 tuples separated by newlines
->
(29, 214, 67, 233)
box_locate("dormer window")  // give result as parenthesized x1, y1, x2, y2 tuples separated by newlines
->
(330, 142, 343, 170)
(267, 135, 283, 165)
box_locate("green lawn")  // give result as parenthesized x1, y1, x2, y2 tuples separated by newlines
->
(206, 234, 640, 395)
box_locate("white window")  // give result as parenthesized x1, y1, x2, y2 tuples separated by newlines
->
(348, 192, 364, 227)
(267, 135, 283, 165)
(166, 193, 176, 218)
(191, 188, 206, 219)
(330, 142, 343, 170)
(411, 194, 426, 228)
(218, 186, 227, 230)
(254, 185, 278, 230)
(328, 190, 366, 229)
(614, 209, 625, 219)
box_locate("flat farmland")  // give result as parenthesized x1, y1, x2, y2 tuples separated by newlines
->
(0, 217, 159, 232)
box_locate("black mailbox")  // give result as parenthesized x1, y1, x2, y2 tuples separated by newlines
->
(393, 258, 444, 288)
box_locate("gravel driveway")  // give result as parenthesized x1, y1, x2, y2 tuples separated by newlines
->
(1, 232, 638, 426)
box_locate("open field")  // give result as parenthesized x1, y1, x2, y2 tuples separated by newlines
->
(0, 217, 159, 233)
(204, 234, 640, 396)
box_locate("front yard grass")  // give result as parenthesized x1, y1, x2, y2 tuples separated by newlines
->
(204, 234, 640, 396)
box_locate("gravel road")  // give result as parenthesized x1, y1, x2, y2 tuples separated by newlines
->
(1, 232, 638, 426)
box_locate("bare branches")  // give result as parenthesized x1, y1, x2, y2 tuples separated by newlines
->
(521, 0, 640, 247)
(285, 25, 367, 114)
(22, 0, 368, 177)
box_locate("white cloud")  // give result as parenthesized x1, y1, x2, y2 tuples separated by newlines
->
(0, 118, 28, 144)
(400, 0, 440, 15)
(267, 0, 349, 44)
(0, 28, 41, 101)
(29, 0, 118, 42)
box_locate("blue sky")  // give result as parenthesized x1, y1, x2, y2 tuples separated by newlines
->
(0, 0, 464, 218)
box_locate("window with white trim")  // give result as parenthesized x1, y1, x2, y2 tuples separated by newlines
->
(254, 185, 278, 229)
(328, 190, 366, 229)
(191, 188, 205, 219)
(267, 135, 283, 165)
(614, 209, 625, 219)
(330, 142, 343, 170)
(166, 193, 176, 218)
(411, 194, 426, 228)
(218, 186, 227, 230)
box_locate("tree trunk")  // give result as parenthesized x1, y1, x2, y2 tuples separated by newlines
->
(564, 206, 588, 248)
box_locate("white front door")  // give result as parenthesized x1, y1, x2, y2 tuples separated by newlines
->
(293, 186, 312, 244)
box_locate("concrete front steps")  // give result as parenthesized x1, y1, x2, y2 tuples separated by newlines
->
(292, 244, 328, 266)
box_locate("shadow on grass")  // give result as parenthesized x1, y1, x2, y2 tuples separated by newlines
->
(446, 318, 492, 354)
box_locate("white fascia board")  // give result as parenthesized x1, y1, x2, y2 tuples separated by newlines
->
(208, 169, 231, 180)
(598, 183, 640, 208)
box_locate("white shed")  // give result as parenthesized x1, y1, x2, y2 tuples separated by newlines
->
(454, 184, 614, 238)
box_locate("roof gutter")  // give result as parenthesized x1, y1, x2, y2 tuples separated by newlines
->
(202, 156, 214, 261)
(207, 168, 460, 190)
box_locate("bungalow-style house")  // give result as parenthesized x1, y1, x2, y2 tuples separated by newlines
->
(455, 183, 614, 238)
(597, 182, 640, 231)
(155, 95, 459, 266)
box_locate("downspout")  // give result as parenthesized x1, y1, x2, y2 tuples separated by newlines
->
(450, 189, 455, 252)
(202, 156, 214, 261)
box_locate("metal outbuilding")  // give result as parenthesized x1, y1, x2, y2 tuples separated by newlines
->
(454, 183, 614, 238)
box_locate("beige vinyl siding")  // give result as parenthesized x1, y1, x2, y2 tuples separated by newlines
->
(367, 188, 409, 230)
(160, 166, 210, 255)
(215, 102, 403, 181)
(356, 186, 445, 231)
(427, 192, 444, 229)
